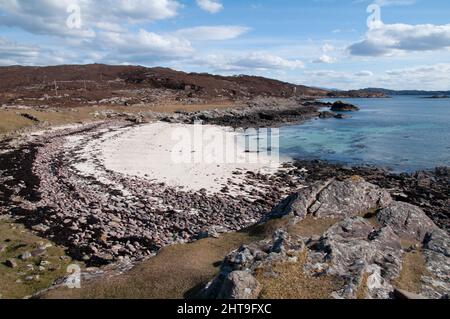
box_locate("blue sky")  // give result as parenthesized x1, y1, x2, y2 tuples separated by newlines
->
(0, 0, 450, 90)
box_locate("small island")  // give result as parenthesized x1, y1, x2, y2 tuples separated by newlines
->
(422, 95, 450, 99)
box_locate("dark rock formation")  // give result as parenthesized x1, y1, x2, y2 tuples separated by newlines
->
(330, 101, 360, 112)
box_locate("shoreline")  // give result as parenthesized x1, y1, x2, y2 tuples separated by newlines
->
(0, 103, 448, 299)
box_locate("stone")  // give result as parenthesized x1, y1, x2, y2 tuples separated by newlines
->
(216, 271, 262, 299)
(32, 224, 50, 232)
(5, 258, 17, 268)
(0, 244, 7, 254)
(330, 101, 360, 112)
(377, 202, 438, 241)
(20, 251, 32, 260)
(268, 178, 391, 221)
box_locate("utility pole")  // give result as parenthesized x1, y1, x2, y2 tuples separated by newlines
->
(54, 80, 58, 96)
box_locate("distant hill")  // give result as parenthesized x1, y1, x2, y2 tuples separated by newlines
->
(350, 88, 450, 96)
(0, 64, 388, 101)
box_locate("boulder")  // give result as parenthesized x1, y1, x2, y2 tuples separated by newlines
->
(330, 101, 360, 112)
(310, 217, 403, 299)
(377, 202, 438, 241)
(5, 258, 17, 268)
(216, 271, 262, 299)
(319, 111, 337, 119)
(268, 178, 392, 221)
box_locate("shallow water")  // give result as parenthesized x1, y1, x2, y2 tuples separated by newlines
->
(278, 95, 450, 173)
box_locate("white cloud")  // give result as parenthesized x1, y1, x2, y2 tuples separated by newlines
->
(196, 0, 224, 14)
(0, 37, 69, 66)
(99, 29, 194, 59)
(312, 54, 336, 64)
(0, 0, 182, 38)
(174, 26, 250, 41)
(354, 70, 374, 77)
(348, 22, 450, 56)
(195, 52, 304, 72)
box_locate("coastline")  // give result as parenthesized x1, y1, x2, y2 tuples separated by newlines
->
(0, 100, 448, 299)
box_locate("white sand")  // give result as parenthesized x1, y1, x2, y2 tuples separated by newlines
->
(99, 122, 283, 194)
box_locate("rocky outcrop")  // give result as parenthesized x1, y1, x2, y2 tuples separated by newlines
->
(268, 178, 392, 221)
(203, 177, 449, 300)
(162, 97, 322, 128)
(330, 101, 360, 112)
(377, 202, 438, 241)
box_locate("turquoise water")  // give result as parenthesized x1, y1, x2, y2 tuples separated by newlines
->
(278, 96, 450, 173)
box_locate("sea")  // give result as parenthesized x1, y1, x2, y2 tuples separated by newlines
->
(277, 95, 450, 173)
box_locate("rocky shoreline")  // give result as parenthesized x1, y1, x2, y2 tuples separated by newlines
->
(0, 99, 448, 299)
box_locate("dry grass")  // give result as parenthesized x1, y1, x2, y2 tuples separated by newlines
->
(39, 227, 267, 299)
(356, 272, 369, 299)
(256, 249, 344, 299)
(394, 250, 428, 294)
(0, 219, 76, 299)
(288, 216, 340, 238)
(0, 102, 237, 138)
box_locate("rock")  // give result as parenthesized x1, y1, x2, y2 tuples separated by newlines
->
(423, 229, 450, 257)
(20, 113, 40, 122)
(319, 111, 337, 119)
(31, 248, 47, 257)
(334, 114, 351, 119)
(32, 224, 50, 233)
(420, 229, 450, 298)
(0, 244, 7, 253)
(308, 217, 403, 299)
(20, 251, 32, 260)
(377, 202, 438, 241)
(268, 178, 392, 221)
(268, 181, 333, 220)
(216, 271, 262, 299)
(5, 259, 17, 268)
(330, 101, 360, 112)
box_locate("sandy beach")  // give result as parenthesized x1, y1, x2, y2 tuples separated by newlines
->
(95, 122, 282, 194)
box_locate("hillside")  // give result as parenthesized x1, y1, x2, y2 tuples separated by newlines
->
(0, 64, 389, 109)
(0, 64, 329, 104)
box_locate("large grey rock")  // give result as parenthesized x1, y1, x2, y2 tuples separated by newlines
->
(311, 179, 392, 218)
(198, 230, 304, 299)
(268, 178, 392, 221)
(308, 217, 403, 299)
(377, 202, 438, 241)
(216, 271, 262, 299)
(269, 181, 333, 220)
(420, 229, 450, 298)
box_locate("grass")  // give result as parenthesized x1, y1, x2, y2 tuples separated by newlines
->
(356, 272, 369, 299)
(394, 250, 428, 294)
(0, 218, 76, 299)
(38, 216, 343, 299)
(288, 216, 340, 238)
(256, 249, 344, 299)
(39, 225, 271, 299)
(0, 101, 237, 138)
